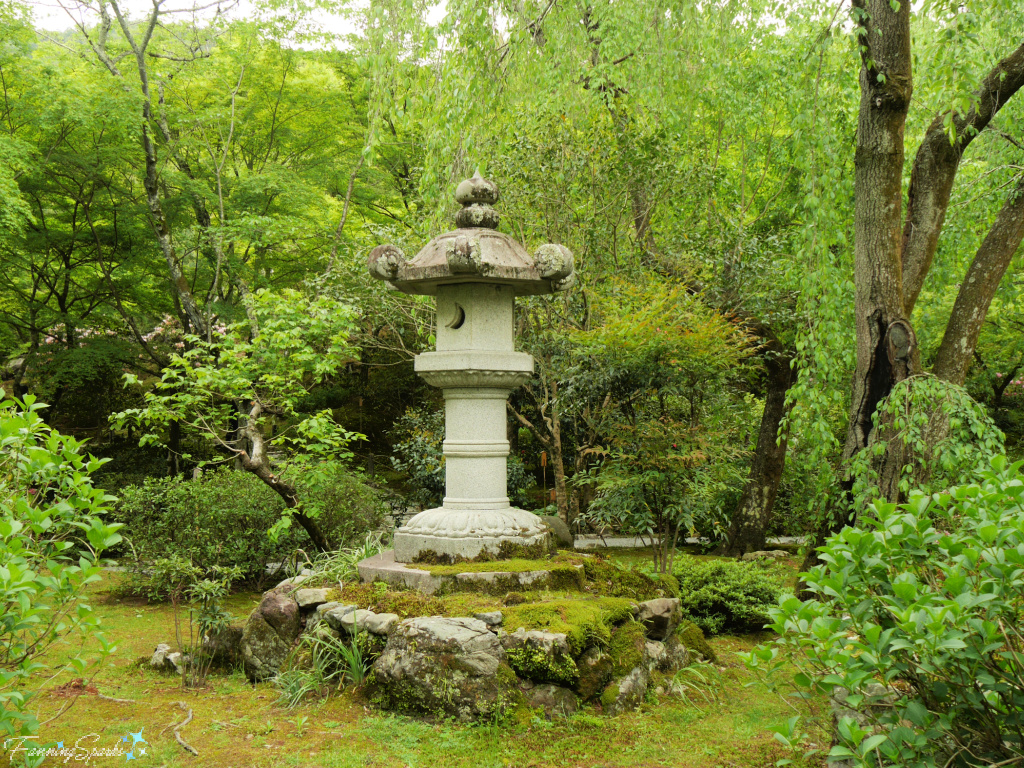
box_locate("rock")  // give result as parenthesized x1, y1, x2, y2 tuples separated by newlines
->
(363, 612, 400, 635)
(575, 647, 614, 701)
(500, 628, 578, 687)
(540, 516, 574, 548)
(659, 635, 691, 672)
(339, 609, 376, 635)
(258, 587, 301, 642)
(166, 652, 188, 675)
(323, 605, 358, 632)
(371, 617, 515, 722)
(149, 643, 191, 674)
(294, 588, 332, 610)
(600, 665, 650, 715)
(740, 549, 789, 562)
(474, 611, 503, 627)
(645, 641, 666, 670)
(149, 643, 174, 671)
(203, 624, 243, 668)
(240, 611, 293, 681)
(637, 598, 681, 640)
(524, 683, 579, 718)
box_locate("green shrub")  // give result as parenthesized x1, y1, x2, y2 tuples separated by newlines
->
(1, 392, 122, 764)
(745, 456, 1024, 768)
(672, 556, 784, 635)
(113, 463, 385, 594)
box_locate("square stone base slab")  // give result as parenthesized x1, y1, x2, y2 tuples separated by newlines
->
(357, 550, 581, 596)
(393, 529, 550, 563)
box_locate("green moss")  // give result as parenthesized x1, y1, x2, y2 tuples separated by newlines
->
(575, 649, 613, 701)
(599, 683, 620, 708)
(675, 620, 717, 663)
(607, 622, 647, 677)
(505, 643, 579, 687)
(502, 597, 635, 656)
(656, 573, 680, 598)
(581, 558, 664, 601)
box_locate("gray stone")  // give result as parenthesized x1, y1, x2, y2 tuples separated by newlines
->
(149, 643, 174, 671)
(339, 609, 376, 634)
(363, 612, 399, 635)
(645, 641, 666, 671)
(258, 587, 301, 642)
(659, 635, 691, 672)
(323, 605, 358, 632)
(602, 665, 650, 715)
(294, 588, 332, 610)
(240, 586, 304, 681)
(240, 611, 292, 681)
(741, 549, 790, 562)
(474, 611, 503, 627)
(540, 515, 574, 548)
(371, 617, 513, 722)
(166, 652, 188, 675)
(500, 628, 578, 687)
(524, 683, 579, 718)
(637, 597, 682, 640)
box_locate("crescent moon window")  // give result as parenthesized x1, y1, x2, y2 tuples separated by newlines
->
(447, 303, 466, 330)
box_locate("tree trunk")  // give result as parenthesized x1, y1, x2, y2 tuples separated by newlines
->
(932, 177, 1024, 385)
(801, 0, 915, 578)
(238, 405, 331, 553)
(721, 341, 796, 556)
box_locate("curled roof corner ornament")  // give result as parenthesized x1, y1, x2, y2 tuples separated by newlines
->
(366, 169, 576, 296)
(368, 243, 407, 282)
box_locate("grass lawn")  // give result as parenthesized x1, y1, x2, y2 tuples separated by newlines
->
(26, 551, 828, 768)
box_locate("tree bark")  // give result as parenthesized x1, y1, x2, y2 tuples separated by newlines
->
(932, 177, 1024, 385)
(901, 41, 1024, 313)
(238, 403, 331, 553)
(721, 338, 796, 556)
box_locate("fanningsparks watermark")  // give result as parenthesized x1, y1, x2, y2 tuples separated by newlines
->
(4, 729, 148, 763)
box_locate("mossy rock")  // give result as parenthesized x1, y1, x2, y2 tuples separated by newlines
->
(502, 629, 579, 687)
(607, 621, 647, 677)
(580, 558, 665, 601)
(575, 646, 614, 701)
(675, 620, 716, 663)
(411, 538, 555, 566)
(502, 597, 635, 656)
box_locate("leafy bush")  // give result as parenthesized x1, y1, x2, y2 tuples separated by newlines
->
(1, 392, 122, 764)
(113, 463, 385, 594)
(672, 556, 784, 635)
(745, 456, 1024, 768)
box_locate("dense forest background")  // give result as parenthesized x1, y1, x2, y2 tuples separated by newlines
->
(2, 0, 1022, 559)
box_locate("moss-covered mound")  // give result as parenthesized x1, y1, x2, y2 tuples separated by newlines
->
(503, 597, 635, 656)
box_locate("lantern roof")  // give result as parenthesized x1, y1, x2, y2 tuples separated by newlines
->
(368, 171, 575, 296)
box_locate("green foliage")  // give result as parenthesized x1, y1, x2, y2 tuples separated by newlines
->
(309, 531, 389, 586)
(151, 556, 242, 688)
(671, 557, 785, 636)
(849, 375, 1005, 508)
(113, 464, 384, 594)
(745, 456, 1024, 768)
(0, 392, 122, 763)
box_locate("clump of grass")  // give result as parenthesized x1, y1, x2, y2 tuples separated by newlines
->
(308, 532, 389, 586)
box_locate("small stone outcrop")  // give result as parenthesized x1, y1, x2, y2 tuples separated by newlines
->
(500, 628, 578, 687)
(521, 682, 579, 718)
(371, 617, 517, 721)
(600, 665, 650, 715)
(575, 647, 614, 701)
(637, 598, 682, 640)
(150, 643, 187, 674)
(240, 585, 304, 681)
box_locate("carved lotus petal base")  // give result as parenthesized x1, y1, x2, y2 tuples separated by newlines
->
(393, 507, 549, 562)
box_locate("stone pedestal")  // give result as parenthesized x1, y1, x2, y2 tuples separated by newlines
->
(369, 171, 574, 563)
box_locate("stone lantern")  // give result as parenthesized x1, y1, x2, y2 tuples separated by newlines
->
(368, 171, 575, 562)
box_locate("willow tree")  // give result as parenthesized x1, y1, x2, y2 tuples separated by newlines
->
(805, 0, 1024, 561)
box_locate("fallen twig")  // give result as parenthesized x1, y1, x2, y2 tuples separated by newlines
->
(171, 701, 198, 756)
